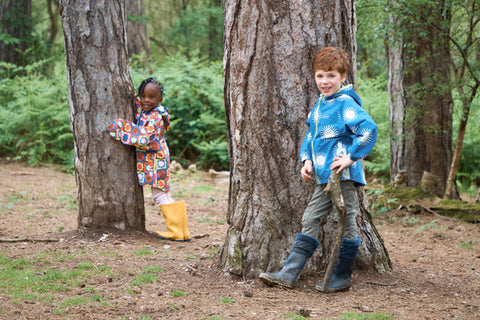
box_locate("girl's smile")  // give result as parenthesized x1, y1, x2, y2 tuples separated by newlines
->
(139, 83, 163, 112)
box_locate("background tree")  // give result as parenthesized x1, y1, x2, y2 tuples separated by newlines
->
(387, 0, 453, 197)
(60, 0, 145, 230)
(221, 0, 391, 278)
(0, 0, 32, 66)
(126, 0, 151, 57)
(46, 0, 60, 52)
(443, 0, 480, 199)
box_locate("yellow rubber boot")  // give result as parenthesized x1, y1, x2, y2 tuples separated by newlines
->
(154, 201, 191, 242)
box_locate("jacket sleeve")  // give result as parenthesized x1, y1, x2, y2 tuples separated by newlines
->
(108, 116, 164, 152)
(344, 103, 378, 161)
(299, 114, 313, 163)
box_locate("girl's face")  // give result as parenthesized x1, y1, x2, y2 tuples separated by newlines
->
(139, 83, 163, 112)
(314, 69, 347, 97)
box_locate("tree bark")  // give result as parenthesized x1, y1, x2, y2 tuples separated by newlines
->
(388, 1, 453, 197)
(126, 0, 151, 57)
(60, 0, 145, 231)
(221, 0, 391, 278)
(0, 0, 32, 65)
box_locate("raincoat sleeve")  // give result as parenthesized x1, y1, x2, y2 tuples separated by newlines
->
(344, 103, 378, 161)
(299, 113, 313, 163)
(108, 107, 169, 153)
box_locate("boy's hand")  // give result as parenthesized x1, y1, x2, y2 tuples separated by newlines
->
(330, 154, 354, 174)
(301, 160, 313, 182)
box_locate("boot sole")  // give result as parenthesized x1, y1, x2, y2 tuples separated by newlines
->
(259, 273, 294, 289)
(154, 234, 191, 242)
(315, 284, 350, 293)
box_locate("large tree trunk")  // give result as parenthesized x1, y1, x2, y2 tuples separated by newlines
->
(221, 0, 391, 278)
(126, 0, 151, 57)
(60, 0, 145, 230)
(388, 1, 453, 197)
(0, 0, 32, 65)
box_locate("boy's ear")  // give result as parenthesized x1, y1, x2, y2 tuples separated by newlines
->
(341, 73, 347, 82)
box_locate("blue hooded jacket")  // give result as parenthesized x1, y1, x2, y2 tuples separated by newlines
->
(299, 85, 378, 185)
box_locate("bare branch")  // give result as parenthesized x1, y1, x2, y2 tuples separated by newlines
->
(318, 171, 346, 293)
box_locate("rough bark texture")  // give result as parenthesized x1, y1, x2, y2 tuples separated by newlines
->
(126, 0, 151, 57)
(60, 0, 145, 231)
(221, 0, 390, 278)
(388, 1, 453, 197)
(0, 0, 32, 65)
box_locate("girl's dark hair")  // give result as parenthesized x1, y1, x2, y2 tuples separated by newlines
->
(138, 77, 164, 95)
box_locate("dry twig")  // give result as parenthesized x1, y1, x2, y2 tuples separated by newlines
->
(0, 238, 59, 243)
(318, 171, 346, 293)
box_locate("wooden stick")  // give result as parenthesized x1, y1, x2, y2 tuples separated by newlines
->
(319, 171, 346, 293)
(0, 238, 59, 243)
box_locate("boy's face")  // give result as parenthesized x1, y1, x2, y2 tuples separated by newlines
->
(314, 69, 347, 98)
(139, 83, 163, 112)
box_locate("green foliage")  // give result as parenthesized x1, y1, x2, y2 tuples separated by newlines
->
(368, 185, 434, 215)
(281, 313, 308, 320)
(0, 253, 112, 304)
(166, 5, 223, 61)
(132, 53, 227, 170)
(218, 296, 235, 304)
(334, 312, 394, 320)
(0, 33, 20, 45)
(170, 290, 191, 297)
(0, 61, 73, 167)
(460, 239, 475, 249)
(356, 0, 389, 78)
(455, 96, 480, 190)
(134, 248, 156, 256)
(357, 74, 390, 178)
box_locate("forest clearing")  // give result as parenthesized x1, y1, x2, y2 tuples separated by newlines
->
(0, 160, 479, 320)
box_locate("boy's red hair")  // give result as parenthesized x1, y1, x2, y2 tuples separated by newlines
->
(312, 47, 350, 75)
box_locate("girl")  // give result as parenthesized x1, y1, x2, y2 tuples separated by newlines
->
(108, 77, 190, 241)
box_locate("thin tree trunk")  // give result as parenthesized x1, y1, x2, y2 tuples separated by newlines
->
(443, 0, 480, 199)
(47, 0, 60, 50)
(221, 0, 390, 278)
(60, 0, 145, 230)
(0, 0, 32, 66)
(126, 0, 151, 57)
(444, 84, 479, 199)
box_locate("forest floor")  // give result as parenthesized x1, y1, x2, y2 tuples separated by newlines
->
(0, 159, 479, 320)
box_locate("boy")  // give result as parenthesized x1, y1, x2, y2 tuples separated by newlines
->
(259, 47, 378, 292)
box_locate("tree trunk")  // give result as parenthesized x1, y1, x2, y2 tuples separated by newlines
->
(0, 0, 32, 65)
(221, 0, 391, 278)
(126, 0, 151, 57)
(388, 1, 453, 197)
(47, 0, 60, 50)
(60, 0, 145, 230)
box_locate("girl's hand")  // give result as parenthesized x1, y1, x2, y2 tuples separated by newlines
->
(301, 160, 313, 182)
(330, 154, 354, 174)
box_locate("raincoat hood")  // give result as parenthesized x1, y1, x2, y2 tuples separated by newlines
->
(326, 84, 362, 107)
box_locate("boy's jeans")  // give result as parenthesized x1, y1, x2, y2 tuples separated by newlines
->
(301, 181, 358, 240)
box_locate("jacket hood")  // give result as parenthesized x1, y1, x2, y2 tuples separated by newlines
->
(327, 84, 362, 107)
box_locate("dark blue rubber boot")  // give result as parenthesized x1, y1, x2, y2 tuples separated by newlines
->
(259, 233, 319, 288)
(316, 237, 361, 292)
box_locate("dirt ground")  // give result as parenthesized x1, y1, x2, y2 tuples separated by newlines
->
(0, 159, 479, 320)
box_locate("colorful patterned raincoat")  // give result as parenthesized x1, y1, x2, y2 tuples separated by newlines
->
(108, 99, 171, 191)
(299, 85, 378, 186)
